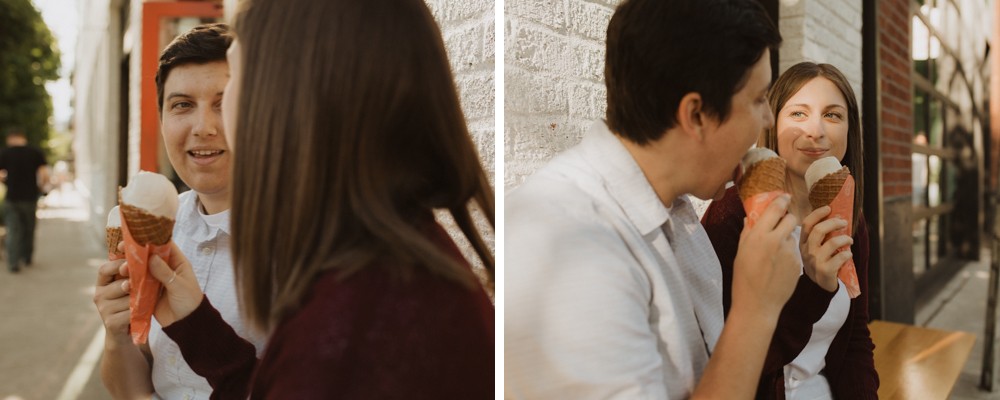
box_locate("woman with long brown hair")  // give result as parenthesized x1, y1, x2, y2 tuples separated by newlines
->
(134, 0, 495, 397)
(702, 62, 878, 399)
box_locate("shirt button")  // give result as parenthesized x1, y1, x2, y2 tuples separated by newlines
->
(184, 395, 192, 400)
(201, 246, 213, 256)
(169, 355, 176, 366)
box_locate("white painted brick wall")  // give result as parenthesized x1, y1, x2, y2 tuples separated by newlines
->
(425, 0, 495, 290)
(426, 0, 495, 185)
(778, 0, 863, 101)
(505, 0, 620, 190)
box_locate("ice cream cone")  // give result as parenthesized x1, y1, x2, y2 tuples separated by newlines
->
(808, 167, 850, 209)
(738, 155, 787, 228)
(119, 201, 174, 245)
(738, 157, 787, 201)
(117, 184, 177, 345)
(106, 227, 124, 260)
(807, 166, 861, 299)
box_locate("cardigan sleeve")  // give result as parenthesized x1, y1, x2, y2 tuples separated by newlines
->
(162, 296, 258, 399)
(825, 214, 880, 399)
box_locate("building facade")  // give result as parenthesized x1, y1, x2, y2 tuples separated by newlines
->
(504, 0, 997, 322)
(73, 0, 497, 262)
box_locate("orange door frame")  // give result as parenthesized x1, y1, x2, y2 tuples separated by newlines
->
(140, 1, 223, 172)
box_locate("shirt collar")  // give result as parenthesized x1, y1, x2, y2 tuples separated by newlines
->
(175, 191, 230, 241)
(578, 121, 672, 235)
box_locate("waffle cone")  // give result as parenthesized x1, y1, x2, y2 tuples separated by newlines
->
(738, 157, 787, 201)
(808, 167, 850, 209)
(106, 227, 124, 259)
(118, 190, 174, 245)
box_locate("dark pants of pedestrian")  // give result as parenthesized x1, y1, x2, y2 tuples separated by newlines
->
(5, 200, 37, 272)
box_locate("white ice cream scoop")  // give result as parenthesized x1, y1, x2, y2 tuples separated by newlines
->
(120, 171, 179, 219)
(107, 205, 121, 228)
(805, 156, 844, 191)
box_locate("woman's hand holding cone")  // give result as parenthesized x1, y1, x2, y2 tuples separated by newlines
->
(800, 205, 853, 292)
(119, 242, 204, 327)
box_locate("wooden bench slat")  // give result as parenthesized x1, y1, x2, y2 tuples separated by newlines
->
(870, 320, 976, 400)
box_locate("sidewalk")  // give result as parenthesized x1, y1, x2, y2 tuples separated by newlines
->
(917, 247, 1000, 399)
(0, 183, 111, 400)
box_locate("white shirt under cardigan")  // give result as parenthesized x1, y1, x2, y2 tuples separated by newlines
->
(505, 121, 725, 399)
(149, 190, 268, 400)
(784, 276, 850, 400)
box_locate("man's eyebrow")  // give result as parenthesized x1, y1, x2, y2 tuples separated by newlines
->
(165, 93, 192, 101)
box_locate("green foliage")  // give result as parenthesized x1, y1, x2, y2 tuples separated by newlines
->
(0, 0, 61, 152)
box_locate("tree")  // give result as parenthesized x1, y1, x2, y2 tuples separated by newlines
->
(0, 0, 60, 153)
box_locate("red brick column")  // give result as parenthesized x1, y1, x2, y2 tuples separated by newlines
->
(879, 0, 913, 200)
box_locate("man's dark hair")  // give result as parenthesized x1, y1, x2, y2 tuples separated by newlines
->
(155, 23, 233, 113)
(4, 128, 25, 138)
(605, 0, 781, 145)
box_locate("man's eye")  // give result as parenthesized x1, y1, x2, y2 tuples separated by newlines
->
(172, 102, 193, 110)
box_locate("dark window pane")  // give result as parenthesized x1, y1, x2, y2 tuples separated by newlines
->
(929, 216, 940, 266)
(914, 218, 927, 275)
(930, 99, 944, 147)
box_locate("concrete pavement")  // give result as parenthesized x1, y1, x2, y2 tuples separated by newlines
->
(917, 248, 1000, 399)
(0, 184, 111, 400)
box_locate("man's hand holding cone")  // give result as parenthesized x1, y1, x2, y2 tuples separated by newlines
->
(737, 148, 788, 228)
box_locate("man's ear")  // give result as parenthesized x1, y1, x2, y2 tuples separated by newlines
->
(676, 92, 706, 142)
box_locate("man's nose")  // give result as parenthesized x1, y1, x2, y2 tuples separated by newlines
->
(192, 106, 221, 136)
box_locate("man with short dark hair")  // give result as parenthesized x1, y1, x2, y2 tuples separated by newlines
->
(92, 23, 265, 399)
(0, 129, 48, 273)
(506, 0, 804, 397)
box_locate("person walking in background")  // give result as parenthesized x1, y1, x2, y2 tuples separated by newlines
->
(505, 0, 804, 398)
(92, 23, 267, 399)
(119, 0, 494, 398)
(0, 128, 48, 273)
(702, 62, 879, 399)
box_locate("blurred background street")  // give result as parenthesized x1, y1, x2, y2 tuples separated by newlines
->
(0, 184, 110, 399)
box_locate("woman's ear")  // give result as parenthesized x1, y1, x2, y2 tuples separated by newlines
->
(676, 92, 706, 142)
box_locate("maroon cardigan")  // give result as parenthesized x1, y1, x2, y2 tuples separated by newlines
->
(163, 223, 495, 399)
(701, 187, 878, 399)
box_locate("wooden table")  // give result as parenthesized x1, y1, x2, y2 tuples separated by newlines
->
(869, 320, 976, 400)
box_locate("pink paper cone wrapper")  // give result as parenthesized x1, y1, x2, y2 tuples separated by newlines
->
(120, 207, 172, 345)
(742, 191, 784, 229)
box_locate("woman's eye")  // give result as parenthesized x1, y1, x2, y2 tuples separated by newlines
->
(790, 111, 806, 118)
(824, 112, 844, 120)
